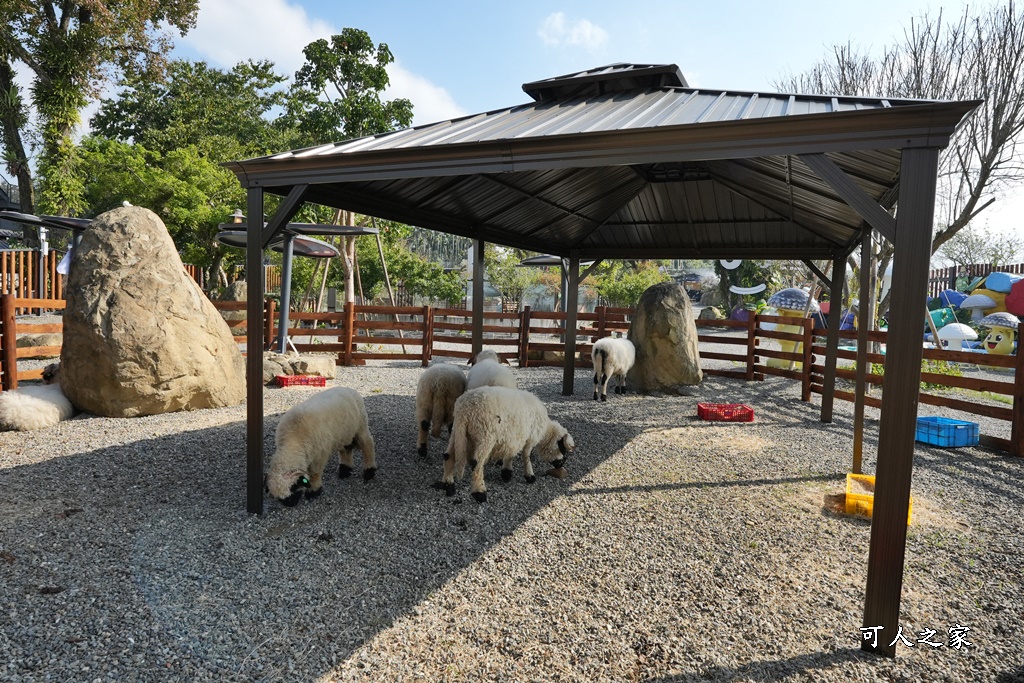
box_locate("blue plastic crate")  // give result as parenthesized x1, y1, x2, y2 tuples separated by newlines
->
(915, 417, 979, 448)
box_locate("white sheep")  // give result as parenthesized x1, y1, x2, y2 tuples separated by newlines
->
(591, 336, 636, 401)
(265, 387, 377, 507)
(441, 386, 575, 503)
(415, 363, 467, 457)
(0, 363, 76, 432)
(0, 384, 76, 431)
(466, 358, 516, 391)
(468, 349, 501, 365)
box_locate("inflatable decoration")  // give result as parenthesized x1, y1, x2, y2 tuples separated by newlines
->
(729, 284, 767, 295)
(720, 259, 742, 270)
(764, 288, 819, 369)
(1005, 279, 1024, 317)
(978, 312, 1019, 355)
(960, 293, 998, 322)
(935, 322, 977, 351)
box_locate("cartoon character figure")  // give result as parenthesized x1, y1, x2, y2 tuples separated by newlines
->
(764, 288, 819, 369)
(978, 312, 1019, 355)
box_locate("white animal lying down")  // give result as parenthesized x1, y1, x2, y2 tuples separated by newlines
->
(441, 386, 575, 503)
(0, 383, 76, 431)
(266, 387, 377, 507)
(415, 363, 466, 457)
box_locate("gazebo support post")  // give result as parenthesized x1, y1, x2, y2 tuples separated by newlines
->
(862, 146, 940, 657)
(819, 251, 847, 423)
(853, 228, 874, 473)
(472, 238, 485, 357)
(276, 232, 295, 353)
(561, 251, 580, 396)
(245, 186, 267, 515)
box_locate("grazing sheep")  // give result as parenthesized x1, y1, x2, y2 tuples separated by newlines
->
(468, 349, 502, 365)
(265, 387, 377, 507)
(416, 363, 467, 457)
(441, 386, 575, 502)
(466, 357, 516, 391)
(0, 383, 76, 431)
(592, 336, 636, 401)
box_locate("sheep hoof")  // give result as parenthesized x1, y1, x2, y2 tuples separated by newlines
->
(420, 419, 430, 431)
(445, 483, 456, 497)
(471, 491, 487, 503)
(600, 394, 607, 402)
(525, 475, 536, 484)
(417, 444, 427, 458)
(363, 467, 377, 482)
(468, 458, 478, 469)
(280, 492, 303, 507)
(443, 452, 451, 461)
(501, 468, 512, 482)
(593, 394, 599, 401)
(338, 464, 353, 478)
(305, 487, 323, 500)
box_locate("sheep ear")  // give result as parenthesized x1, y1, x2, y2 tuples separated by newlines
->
(558, 436, 567, 455)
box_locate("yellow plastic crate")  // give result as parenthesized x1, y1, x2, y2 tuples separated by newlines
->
(845, 474, 913, 525)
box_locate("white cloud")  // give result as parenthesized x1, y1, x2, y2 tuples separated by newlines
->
(180, 0, 335, 75)
(386, 61, 468, 126)
(538, 12, 609, 51)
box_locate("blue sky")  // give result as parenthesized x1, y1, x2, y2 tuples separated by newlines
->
(172, 0, 1019, 236)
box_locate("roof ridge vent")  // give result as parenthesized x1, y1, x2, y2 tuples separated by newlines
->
(522, 63, 688, 101)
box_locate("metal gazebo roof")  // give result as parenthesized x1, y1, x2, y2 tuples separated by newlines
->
(228, 63, 981, 659)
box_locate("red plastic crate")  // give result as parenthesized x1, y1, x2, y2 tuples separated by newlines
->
(275, 374, 327, 388)
(697, 402, 754, 422)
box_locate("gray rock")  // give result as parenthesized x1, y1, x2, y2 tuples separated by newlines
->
(263, 352, 338, 384)
(627, 281, 702, 392)
(16, 333, 62, 358)
(60, 206, 245, 417)
(698, 306, 724, 321)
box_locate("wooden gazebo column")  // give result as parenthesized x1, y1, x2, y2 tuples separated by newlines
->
(819, 251, 848, 423)
(245, 186, 266, 515)
(471, 238, 485, 357)
(852, 228, 875, 474)
(862, 146, 940, 657)
(561, 251, 580, 395)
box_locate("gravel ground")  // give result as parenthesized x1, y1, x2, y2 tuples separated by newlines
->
(1, 330, 1022, 681)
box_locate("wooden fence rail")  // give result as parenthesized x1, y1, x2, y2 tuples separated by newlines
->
(3, 293, 1021, 456)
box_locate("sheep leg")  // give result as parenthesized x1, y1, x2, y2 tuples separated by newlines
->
(600, 372, 609, 401)
(305, 470, 324, 499)
(338, 442, 355, 478)
(593, 372, 600, 400)
(357, 426, 377, 481)
(521, 443, 536, 483)
(501, 453, 515, 483)
(469, 439, 493, 503)
(417, 418, 430, 457)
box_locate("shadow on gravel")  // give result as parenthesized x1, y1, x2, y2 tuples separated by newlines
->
(566, 472, 837, 498)
(644, 647, 872, 682)
(0, 387, 660, 681)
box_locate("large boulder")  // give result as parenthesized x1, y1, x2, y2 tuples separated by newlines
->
(627, 282, 702, 392)
(60, 207, 245, 417)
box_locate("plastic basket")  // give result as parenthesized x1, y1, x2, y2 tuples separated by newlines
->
(275, 374, 327, 388)
(845, 474, 913, 525)
(915, 416, 979, 448)
(696, 402, 754, 422)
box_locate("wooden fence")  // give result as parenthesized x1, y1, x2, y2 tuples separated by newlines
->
(3, 293, 1021, 456)
(0, 251, 64, 312)
(928, 262, 1024, 298)
(696, 313, 1024, 457)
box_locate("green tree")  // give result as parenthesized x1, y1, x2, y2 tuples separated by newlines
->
(485, 245, 540, 311)
(0, 0, 199, 223)
(91, 59, 292, 159)
(937, 223, 1024, 269)
(284, 29, 413, 145)
(595, 261, 670, 308)
(713, 260, 777, 311)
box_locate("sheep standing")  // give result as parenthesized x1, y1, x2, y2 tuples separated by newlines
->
(466, 351, 516, 391)
(441, 386, 575, 503)
(592, 336, 636, 401)
(416, 363, 467, 457)
(266, 387, 377, 507)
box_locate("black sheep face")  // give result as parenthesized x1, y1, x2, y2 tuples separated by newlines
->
(265, 472, 312, 507)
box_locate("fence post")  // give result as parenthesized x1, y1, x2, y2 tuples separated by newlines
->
(746, 314, 757, 381)
(1012, 344, 1024, 457)
(596, 305, 607, 341)
(421, 306, 432, 367)
(1, 293, 17, 391)
(519, 306, 531, 368)
(343, 300, 355, 367)
(801, 318, 813, 402)
(264, 299, 275, 351)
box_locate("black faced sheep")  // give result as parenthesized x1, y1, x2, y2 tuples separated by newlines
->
(466, 354, 516, 391)
(415, 363, 467, 457)
(265, 387, 377, 507)
(592, 336, 636, 401)
(441, 386, 575, 503)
